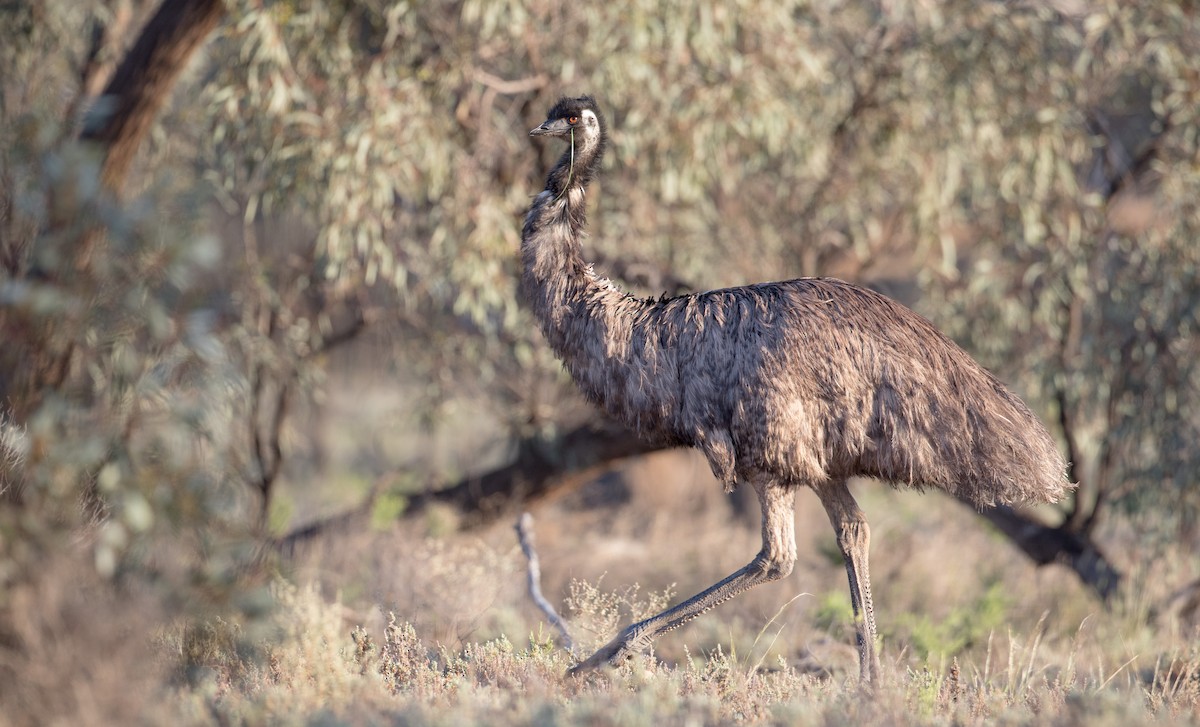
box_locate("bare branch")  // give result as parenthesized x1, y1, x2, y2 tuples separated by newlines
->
(958, 497, 1121, 601)
(515, 512, 575, 654)
(1056, 282, 1088, 533)
(473, 70, 547, 95)
(80, 0, 226, 195)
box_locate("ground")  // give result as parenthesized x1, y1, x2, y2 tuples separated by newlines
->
(162, 447, 1199, 726)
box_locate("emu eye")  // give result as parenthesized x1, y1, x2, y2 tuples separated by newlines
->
(568, 115, 579, 124)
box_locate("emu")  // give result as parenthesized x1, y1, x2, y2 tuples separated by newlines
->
(522, 96, 1071, 682)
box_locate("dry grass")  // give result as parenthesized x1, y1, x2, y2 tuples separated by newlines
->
(152, 449, 1199, 726)
(0, 554, 166, 727)
(167, 575, 1198, 727)
(3, 449, 1199, 725)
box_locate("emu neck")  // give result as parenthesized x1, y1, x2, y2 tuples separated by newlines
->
(521, 136, 617, 354)
(520, 151, 683, 454)
(544, 143, 581, 201)
(520, 130, 688, 455)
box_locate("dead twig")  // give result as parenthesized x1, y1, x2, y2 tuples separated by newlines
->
(473, 70, 547, 95)
(514, 512, 575, 654)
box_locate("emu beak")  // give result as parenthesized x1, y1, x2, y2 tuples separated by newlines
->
(530, 118, 570, 137)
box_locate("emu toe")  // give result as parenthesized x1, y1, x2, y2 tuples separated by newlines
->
(566, 632, 640, 677)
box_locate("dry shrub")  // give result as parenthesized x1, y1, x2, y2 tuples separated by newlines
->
(288, 520, 526, 650)
(0, 552, 165, 727)
(211, 445, 1200, 725)
(162, 563, 1200, 727)
(1145, 649, 1200, 717)
(377, 617, 436, 691)
(564, 577, 674, 655)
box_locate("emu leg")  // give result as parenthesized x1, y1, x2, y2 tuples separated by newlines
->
(816, 479, 881, 685)
(569, 480, 796, 675)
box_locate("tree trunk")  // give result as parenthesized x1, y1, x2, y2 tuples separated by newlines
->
(406, 420, 663, 523)
(958, 498, 1121, 601)
(80, 0, 227, 196)
(0, 0, 227, 428)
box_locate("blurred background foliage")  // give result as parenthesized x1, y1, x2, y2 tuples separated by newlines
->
(186, 0, 1200, 539)
(1, 0, 1199, 722)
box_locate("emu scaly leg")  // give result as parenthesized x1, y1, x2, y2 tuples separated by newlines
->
(569, 480, 796, 676)
(816, 478, 881, 685)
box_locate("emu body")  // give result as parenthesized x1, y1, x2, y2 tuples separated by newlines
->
(522, 96, 1071, 681)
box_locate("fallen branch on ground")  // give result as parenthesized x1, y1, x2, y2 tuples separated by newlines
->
(515, 512, 575, 654)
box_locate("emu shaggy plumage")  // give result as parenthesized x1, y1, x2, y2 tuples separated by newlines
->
(522, 95, 1071, 682)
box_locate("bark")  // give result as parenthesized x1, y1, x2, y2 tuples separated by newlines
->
(405, 419, 662, 524)
(80, 0, 226, 195)
(959, 498, 1121, 601)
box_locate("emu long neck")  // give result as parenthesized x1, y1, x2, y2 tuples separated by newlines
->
(520, 130, 676, 427)
(522, 136, 618, 351)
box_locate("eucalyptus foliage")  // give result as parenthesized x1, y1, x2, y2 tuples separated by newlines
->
(4, 3, 1198, 720)
(0, 0, 258, 609)
(195, 1, 1200, 536)
(3, 0, 1199, 583)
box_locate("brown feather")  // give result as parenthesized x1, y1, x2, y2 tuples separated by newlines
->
(521, 97, 1072, 507)
(525, 95, 1075, 682)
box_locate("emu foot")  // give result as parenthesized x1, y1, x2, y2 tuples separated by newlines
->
(566, 629, 642, 677)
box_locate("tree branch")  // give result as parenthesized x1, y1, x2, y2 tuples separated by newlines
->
(80, 0, 226, 194)
(473, 70, 547, 95)
(515, 512, 576, 653)
(963, 498, 1121, 601)
(271, 475, 391, 556)
(396, 415, 1122, 601)
(403, 419, 662, 525)
(1056, 281, 1089, 534)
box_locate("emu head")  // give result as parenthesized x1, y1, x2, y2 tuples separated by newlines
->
(530, 95, 606, 156)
